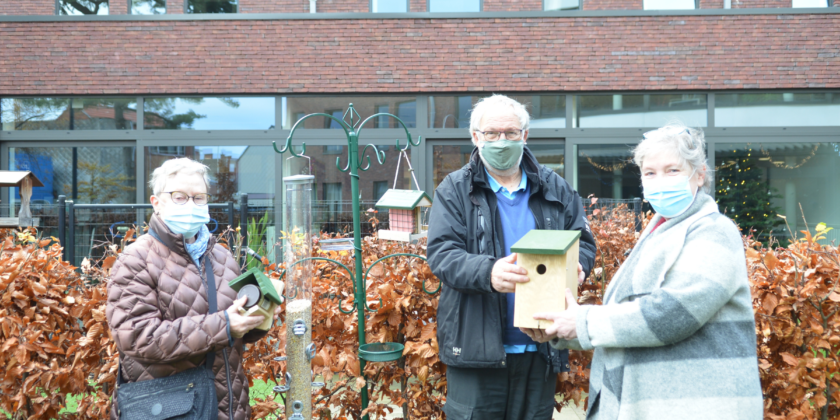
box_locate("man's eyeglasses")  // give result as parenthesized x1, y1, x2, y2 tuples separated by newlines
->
(162, 191, 210, 206)
(476, 129, 525, 141)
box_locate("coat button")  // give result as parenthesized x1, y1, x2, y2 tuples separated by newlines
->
(565, 364, 570, 369)
(501, 361, 506, 366)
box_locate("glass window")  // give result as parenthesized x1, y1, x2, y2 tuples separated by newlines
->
(576, 94, 707, 128)
(279, 145, 413, 234)
(59, 0, 109, 15)
(576, 144, 641, 200)
(431, 141, 563, 189)
(429, 95, 565, 129)
(643, 0, 695, 10)
(544, 0, 580, 10)
(187, 0, 237, 13)
(145, 145, 275, 206)
(372, 0, 407, 12)
(1, 98, 138, 131)
(143, 97, 274, 130)
(429, 0, 480, 12)
(282, 97, 417, 130)
(792, 0, 828, 7)
(715, 142, 840, 243)
(132, 0, 165, 14)
(9, 146, 136, 205)
(715, 92, 840, 127)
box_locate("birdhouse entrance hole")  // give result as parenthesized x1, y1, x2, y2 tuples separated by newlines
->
(536, 264, 547, 275)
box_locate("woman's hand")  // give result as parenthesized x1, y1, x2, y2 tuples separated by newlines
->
(532, 288, 580, 340)
(226, 297, 266, 338)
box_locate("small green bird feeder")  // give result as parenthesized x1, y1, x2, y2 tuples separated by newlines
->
(375, 189, 432, 243)
(228, 267, 285, 331)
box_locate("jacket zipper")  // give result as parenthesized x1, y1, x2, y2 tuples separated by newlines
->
(223, 348, 234, 419)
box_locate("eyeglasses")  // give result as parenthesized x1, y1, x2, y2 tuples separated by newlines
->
(476, 129, 524, 142)
(162, 191, 210, 206)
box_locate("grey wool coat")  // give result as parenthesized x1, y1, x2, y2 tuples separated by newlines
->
(551, 191, 763, 420)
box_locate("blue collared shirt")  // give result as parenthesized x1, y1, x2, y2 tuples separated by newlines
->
(485, 168, 538, 354)
(484, 168, 528, 199)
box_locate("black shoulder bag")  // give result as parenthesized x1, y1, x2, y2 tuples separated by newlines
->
(115, 229, 220, 420)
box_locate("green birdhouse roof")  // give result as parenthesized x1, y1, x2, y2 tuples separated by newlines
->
(374, 189, 432, 210)
(510, 230, 581, 256)
(228, 267, 283, 304)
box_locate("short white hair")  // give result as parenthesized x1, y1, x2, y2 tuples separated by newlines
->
(149, 158, 211, 195)
(469, 94, 530, 133)
(632, 122, 713, 194)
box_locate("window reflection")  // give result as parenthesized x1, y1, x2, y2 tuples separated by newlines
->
(576, 144, 641, 200)
(792, 0, 828, 7)
(281, 146, 412, 234)
(132, 0, 165, 14)
(9, 146, 136, 205)
(1, 98, 138, 131)
(544, 0, 580, 10)
(144, 145, 275, 205)
(282, 97, 416, 130)
(576, 94, 706, 128)
(715, 142, 840, 243)
(143, 97, 274, 130)
(372, 0, 407, 12)
(715, 92, 840, 127)
(429, 95, 565, 129)
(429, 0, 480, 12)
(59, 0, 109, 15)
(188, 0, 237, 13)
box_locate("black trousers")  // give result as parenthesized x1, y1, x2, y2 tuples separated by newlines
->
(443, 352, 556, 420)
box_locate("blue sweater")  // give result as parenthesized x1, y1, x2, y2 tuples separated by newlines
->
(485, 169, 538, 351)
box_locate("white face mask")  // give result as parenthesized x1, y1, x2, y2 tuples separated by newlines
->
(160, 202, 210, 238)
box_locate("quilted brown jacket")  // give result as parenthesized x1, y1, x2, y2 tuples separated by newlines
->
(106, 215, 267, 420)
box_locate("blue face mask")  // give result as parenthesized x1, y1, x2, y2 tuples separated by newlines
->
(642, 171, 697, 218)
(161, 202, 210, 239)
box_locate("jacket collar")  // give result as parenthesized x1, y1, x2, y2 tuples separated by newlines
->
(149, 213, 216, 265)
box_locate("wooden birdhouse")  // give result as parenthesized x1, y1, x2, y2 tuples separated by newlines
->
(0, 171, 44, 228)
(228, 267, 285, 331)
(510, 230, 581, 329)
(375, 189, 432, 242)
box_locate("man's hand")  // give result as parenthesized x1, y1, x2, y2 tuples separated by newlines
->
(532, 289, 580, 340)
(578, 263, 585, 285)
(491, 253, 529, 293)
(226, 297, 267, 338)
(519, 327, 557, 343)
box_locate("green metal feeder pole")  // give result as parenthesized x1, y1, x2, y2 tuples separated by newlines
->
(347, 129, 371, 419)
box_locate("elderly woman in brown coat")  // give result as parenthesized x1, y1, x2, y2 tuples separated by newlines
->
(106, 158, 281, 420)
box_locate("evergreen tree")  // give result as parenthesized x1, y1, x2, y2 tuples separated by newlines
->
(715, 154, 783, 239)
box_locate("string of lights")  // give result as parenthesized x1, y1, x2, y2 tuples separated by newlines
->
(581, 152, 629, 172)
(759, 144, 819, 170)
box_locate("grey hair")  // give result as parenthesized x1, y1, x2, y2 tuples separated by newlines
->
(632, 122, 714, 194)
(149, 157, 211, 196)
(469, 94, 530, 134)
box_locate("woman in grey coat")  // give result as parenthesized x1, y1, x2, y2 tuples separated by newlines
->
(521, 124, 763, 420)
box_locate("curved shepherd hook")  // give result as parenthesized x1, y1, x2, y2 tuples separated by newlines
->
(356, 112, 423, 154)
(277, 257, 358, 314)
(272, 112, 352, 158)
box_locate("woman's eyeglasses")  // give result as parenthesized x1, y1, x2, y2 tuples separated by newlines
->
(162, 191, 210, 206)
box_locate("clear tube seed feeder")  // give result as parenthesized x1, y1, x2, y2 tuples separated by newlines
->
(283, 174, 315, 420)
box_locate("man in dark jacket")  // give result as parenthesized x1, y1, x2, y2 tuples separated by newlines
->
(427, 95, 596, 420)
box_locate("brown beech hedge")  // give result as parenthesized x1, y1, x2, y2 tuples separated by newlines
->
(1, 205, 838, 419)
